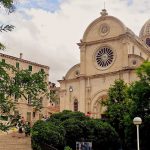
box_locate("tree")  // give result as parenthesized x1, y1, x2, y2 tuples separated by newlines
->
(84, 119, 121, 150)
(32, 120, 65, 150)
(102, 79, 132, 149)
(32, 111, 121, 150)
(0, 62, 49, 131)
(0, 0, 15, 12)
(0, 0, 15, 50)
(129, 61, 150, 117)
(13, 69, 48, 111)
(49, 90, 60, 105)
(126, 61, 150, 150)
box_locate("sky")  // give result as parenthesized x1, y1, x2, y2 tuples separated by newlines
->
(0, 0, 150, 85)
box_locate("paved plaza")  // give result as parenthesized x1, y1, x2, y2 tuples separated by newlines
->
(0, 132, 32, 150)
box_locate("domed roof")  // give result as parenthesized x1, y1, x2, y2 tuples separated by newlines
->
(139, 19, 150, 38)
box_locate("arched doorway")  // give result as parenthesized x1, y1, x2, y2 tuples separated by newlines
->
(90, 90, 108, 118)
(92, 95, 107, 118)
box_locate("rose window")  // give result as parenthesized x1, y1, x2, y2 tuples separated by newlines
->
(96, 47, 114, 68)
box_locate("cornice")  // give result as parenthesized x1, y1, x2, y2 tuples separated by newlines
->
(0, 53, 49, 69)
(77, 33, 127, 47)
(77, 32, 150, 56)
(59, 67, 136, 83)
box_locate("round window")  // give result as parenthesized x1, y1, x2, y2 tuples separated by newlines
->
(95, 47, 114, 68)
(132, 60, 137, 65)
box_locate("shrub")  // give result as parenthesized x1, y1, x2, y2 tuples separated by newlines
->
(31, 111, 121, 150)
(31, 120, 65, 150)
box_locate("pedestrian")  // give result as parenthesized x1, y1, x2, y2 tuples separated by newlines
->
(24, 121, 31, 136)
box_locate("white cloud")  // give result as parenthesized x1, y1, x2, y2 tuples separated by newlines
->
(0, 0, 150, 85)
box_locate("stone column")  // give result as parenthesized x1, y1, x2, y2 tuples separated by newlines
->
(121, 37, 129, 68)
(80, 45, 86, 75)
(79, 77, 86, 113)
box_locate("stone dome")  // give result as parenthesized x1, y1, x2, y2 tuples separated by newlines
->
(139, 19, 150, 38)
(139, 19, 150, 47)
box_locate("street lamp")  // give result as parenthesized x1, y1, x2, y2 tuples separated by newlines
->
(69, 86, 73, 110)
(69, 86, 73, 92)
(133, 117, 142, 150)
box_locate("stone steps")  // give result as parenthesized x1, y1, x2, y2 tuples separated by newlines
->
(0, 133, 32, 150)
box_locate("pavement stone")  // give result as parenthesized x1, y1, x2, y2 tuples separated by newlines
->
(0, 132, 32, 150)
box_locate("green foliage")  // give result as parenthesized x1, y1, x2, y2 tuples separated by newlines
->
(0, 0, 15, 13)
(0, 62, 16, 114)
(0, 62, 49, 131)
(0, 0, 15, 50)
(49, 90, 59, 104)
(104, 62, 150, 150)
(0, 122, 9, 131)
(128, 61, 150, 117)
(14, 69, 48, 111)
(61, 118, 86, 149)
(32, 111, 121, 150)
(84, 119, 121, 150)
(0, 42, 5, 50)
(31, 120, 65, 150)
(102, 80, 132, 149)
(136, 61, 150, 79)
(64, 146, 72, 150)
(0, 25, 15, 32)
(48, 110, 89, 123)
(126, 61, 150, 150)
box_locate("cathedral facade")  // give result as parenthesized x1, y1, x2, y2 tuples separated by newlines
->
(59, 9, 150, 118)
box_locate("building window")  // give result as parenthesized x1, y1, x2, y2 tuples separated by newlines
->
(28, 95, 32, 105)
(2, 59, 5, 63)
(41, 68, 44, 72)
(132, 60, 137, 66)
(28, 65, 32, 71)
(16, 62, 19, 69)
(95, 47, 114, 68)
(74, 99, 78, 112)
(27, 112, 31, 122)
(33, 112, 36, 118)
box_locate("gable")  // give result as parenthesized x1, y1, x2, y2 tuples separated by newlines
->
(83, 16, 127, 42)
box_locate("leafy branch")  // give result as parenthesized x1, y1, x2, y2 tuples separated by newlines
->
(0, 42, 5, 50)
(0, 0, 15, 13)
(0, 24, 15, 32)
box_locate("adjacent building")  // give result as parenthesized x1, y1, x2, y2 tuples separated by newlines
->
(59, 9, 150, 118)
(0, 52, 50, 124)
(48, 82, 60, 115)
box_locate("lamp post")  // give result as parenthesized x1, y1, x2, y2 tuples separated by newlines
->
(69, 86, 73, 110)
(69, 86, 73, 93)
(133, 117, 142, 150)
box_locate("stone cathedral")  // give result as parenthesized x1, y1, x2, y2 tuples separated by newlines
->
(59, 9, 150, 118)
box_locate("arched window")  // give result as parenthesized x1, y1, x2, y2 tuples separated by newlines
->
(74, 99, 78, 112)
